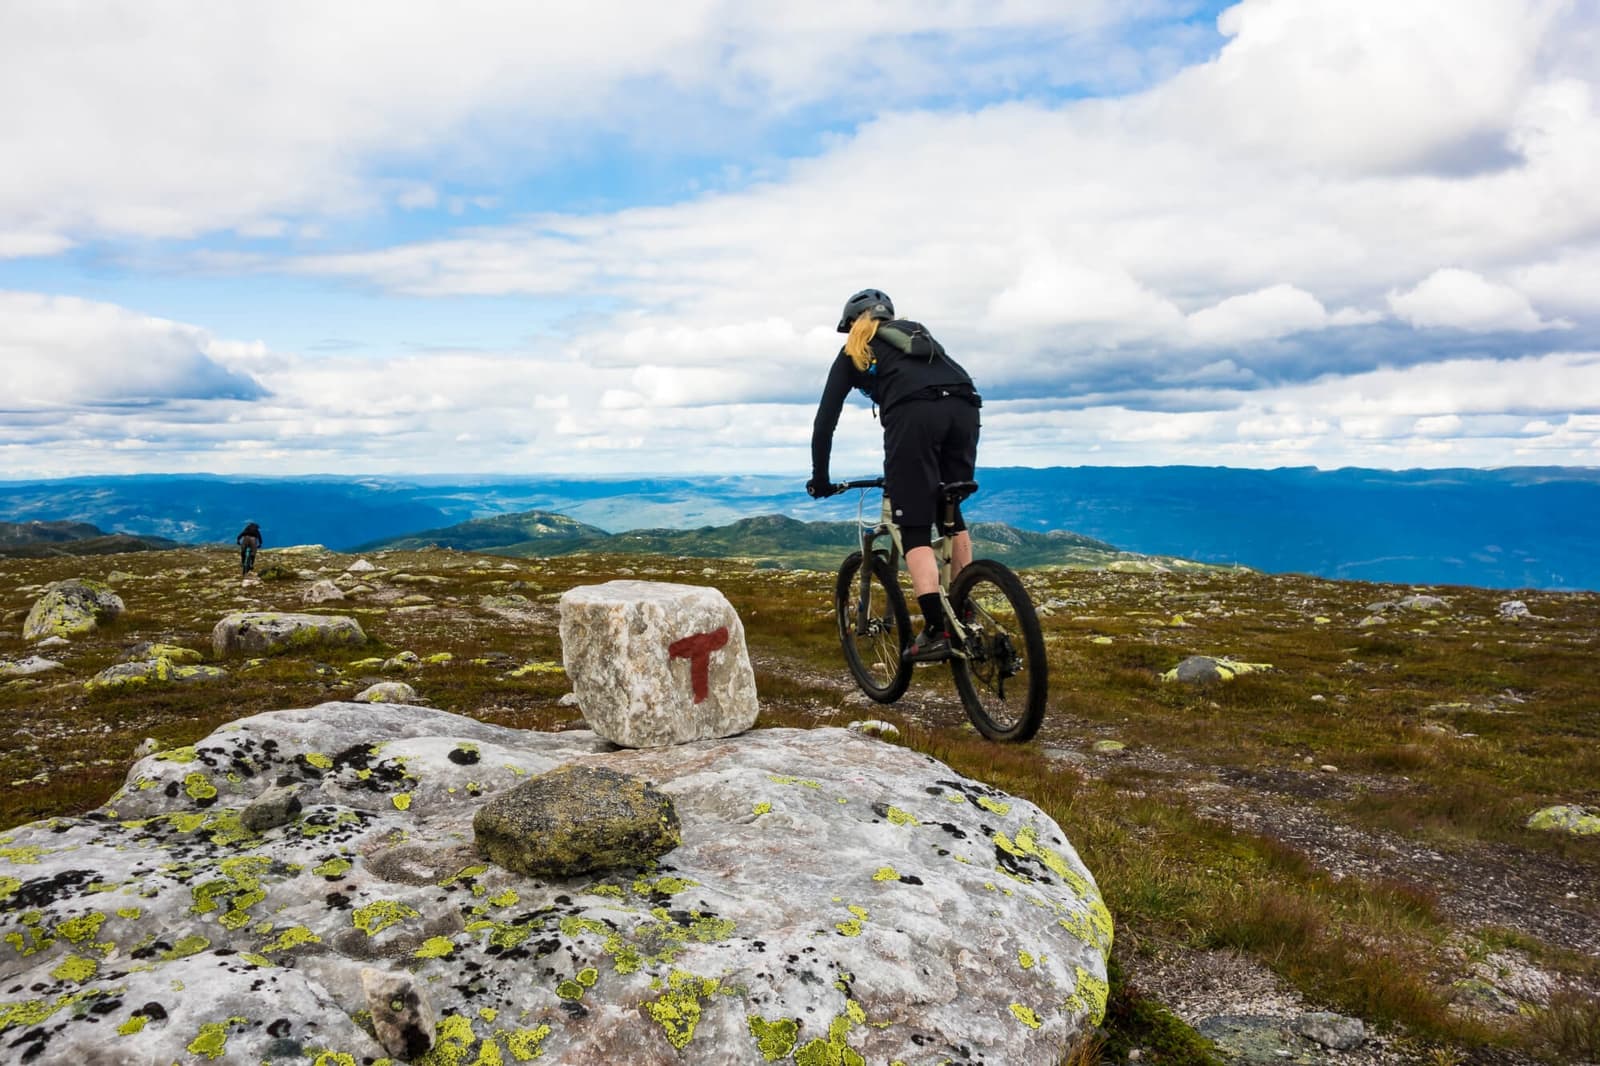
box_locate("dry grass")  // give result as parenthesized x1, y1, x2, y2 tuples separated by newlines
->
(3, 546, 1598, 1063)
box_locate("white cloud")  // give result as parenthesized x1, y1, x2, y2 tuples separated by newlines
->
(1147, 0, 1559, 174)
(1387, 268, 1566, 332)
(1183, 284, 1379, 346)
(0, 292, 266, 408)
(0, 232, 74, 259)
(0, 0, 1159, 243)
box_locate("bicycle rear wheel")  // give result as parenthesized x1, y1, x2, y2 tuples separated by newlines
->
(835, 550, 913, 703)
(949, 559, 1048, 741)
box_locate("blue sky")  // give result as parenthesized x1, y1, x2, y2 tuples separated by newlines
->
(1, 0, 1597, 478)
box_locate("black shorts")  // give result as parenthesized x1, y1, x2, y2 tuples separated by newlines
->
(882, 394, 980, 528)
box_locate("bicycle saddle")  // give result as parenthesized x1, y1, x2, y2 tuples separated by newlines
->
(940, 480, 979, 504)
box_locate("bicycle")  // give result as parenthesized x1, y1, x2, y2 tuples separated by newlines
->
(829, 477, 1048, 742)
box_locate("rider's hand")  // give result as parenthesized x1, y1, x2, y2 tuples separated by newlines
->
(806, 477, 837, 499)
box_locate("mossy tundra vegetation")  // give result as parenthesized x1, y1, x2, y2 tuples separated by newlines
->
(1, 543, 1597, 1064)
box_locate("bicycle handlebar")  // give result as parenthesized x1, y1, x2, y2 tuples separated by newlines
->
(834, 478, 885, 491)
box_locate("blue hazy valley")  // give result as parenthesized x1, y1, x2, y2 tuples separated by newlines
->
(1, 466, 1595, 591)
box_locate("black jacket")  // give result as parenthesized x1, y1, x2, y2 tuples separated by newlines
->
(810, 319, 977, 483)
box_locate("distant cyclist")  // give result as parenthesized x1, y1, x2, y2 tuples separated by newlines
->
(807, 288, 982, 663)
(236, 521, 262, 575)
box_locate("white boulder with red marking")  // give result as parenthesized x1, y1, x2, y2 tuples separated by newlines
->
(559, 580, 758, 748)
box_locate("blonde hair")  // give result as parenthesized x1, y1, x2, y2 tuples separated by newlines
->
(843, 314, 880, 372)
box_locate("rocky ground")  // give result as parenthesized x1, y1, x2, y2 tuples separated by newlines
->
(2, 545, 1597, 1064)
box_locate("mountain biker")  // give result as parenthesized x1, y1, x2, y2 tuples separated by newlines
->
(807, 288, 982, 663)
(236, 522, 262, 576)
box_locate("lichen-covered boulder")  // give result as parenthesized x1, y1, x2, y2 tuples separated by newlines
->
(22, 579, 124, 640)
(1526, 805, 1600, 835)
(211, 611, 367, 657)
(0, 703, 1111, 1065)
(474, 764, 681, 878)
(305, 579, 346, 603)
(559, 580, 758, 748)
(85, 659, 228, 691)
(0, 656, 62, 678)
(355, 681, 419, 703)
(1162, 655, 1273, 683)
(120, 642, 204, 665)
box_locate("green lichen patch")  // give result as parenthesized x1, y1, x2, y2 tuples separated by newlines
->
(647, 970, 722, 1050)
(353, 898, 420, 936)
(1009, 1002, 1043, 1028)
(748, 1014, 800, 1061)
(187, 1016, 247, 1060)
(415, 936, 456, 958)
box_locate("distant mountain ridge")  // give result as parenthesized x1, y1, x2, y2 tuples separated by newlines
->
(359, 509, 1225, 574)
(0, 520, 179, 558)
(1, 467, 1595, 589)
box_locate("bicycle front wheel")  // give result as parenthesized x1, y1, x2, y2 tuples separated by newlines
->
(835, 550, 913, 703)
(949, 559, 1048, 742)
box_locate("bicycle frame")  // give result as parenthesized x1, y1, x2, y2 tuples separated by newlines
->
(847, 481, 972, 651)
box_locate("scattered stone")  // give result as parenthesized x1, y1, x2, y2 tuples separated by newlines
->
(1398, 595, 1447, 610)
(32, 634, 69, 648)
(558, 692, 581, 707)
(1162, 656, 1274, 683)
(121, 641, 204, 664)
(1194, 1015, 1322, 1065)
(22, 578, 125, 639)
(474, 764, 682, 878)
(1291, 1011, 1365, 1050)
(1092, 740, 1128, 755)
(1357, 614, 1388, 627)
(1499, 599, 1531, 619)
(85, 659, 228, 691)
(132, 737, 161, 758)
(240, 782, 306, 831)
(362, 967, 438, 1060)
(847, 719, 901, 740)
(384, 651, 422, 673)
(559, 581, 759, 748)
(356, 681, 420, 704)
(212, 611, 367, 657)
(305, 579, 346, 603)
(346, 558, 378, 573)
(0, 655, 63, 678)
(480, 593, 534, 612)
(1526, 805, 1600, 836)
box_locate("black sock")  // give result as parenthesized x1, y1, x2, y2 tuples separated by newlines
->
(917, 593, 944, 633)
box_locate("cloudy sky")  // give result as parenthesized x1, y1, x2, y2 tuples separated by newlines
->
(2, 0, 1598, 479)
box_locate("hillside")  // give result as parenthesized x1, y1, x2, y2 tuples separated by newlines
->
(358, 508, 1232, 575)
(1, 545, 1596, 1063)
(0, 519, 180, 558)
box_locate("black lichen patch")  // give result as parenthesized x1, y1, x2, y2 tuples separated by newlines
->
(7, 868, 98, 909)
(447, 746, 481, 766)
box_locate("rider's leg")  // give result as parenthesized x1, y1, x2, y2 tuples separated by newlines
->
(950, 530, 972, 578)
(907, 545, 939, 597)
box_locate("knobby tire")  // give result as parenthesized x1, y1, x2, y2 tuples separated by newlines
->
(835, 550, 913, 703)
(949, 559, 1048, 742)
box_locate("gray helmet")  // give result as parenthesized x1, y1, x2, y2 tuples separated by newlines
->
(836, 288, 894, 333)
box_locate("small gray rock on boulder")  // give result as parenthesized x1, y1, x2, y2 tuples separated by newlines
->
(559, 580, 758, 748)
(474, 763, 681, 878)
(212, 611, 367, 657)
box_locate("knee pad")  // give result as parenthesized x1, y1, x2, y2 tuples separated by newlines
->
(901, 524, 934, 552)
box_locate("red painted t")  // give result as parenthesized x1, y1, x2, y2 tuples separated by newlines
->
(667, 626, 730, 703)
